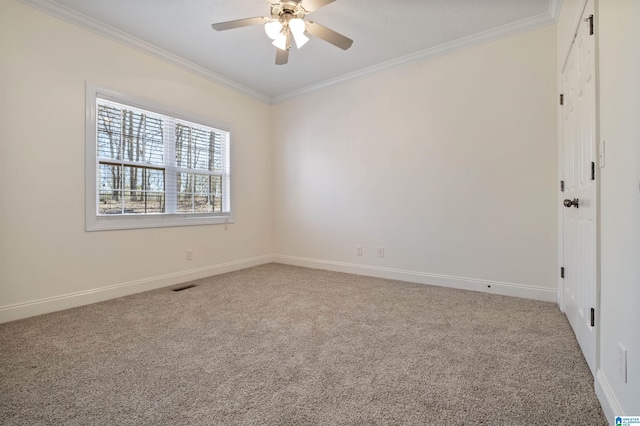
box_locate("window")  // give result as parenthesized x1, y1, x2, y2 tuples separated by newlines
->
(86, 84, 232, 231)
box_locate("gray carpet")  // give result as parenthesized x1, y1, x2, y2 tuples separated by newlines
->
(0, 263, 606, 425)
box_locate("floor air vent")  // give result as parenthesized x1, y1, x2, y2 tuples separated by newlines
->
(173, 284, 197, 292)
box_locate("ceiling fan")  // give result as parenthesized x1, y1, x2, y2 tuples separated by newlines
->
(211, 0, 353, 65)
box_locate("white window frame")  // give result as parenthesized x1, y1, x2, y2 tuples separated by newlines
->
(85, 83, 234, 231)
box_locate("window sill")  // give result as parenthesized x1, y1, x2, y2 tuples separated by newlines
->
(86, 214, 234, 232)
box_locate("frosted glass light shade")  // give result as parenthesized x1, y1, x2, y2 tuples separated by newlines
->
(264, 21, 283, 39)
(272, 32, 288, 50)
(293, 32, 309, 48)
(289, 18, 306, 35)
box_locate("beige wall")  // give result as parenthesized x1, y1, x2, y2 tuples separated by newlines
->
(272, 26, 558, 298)
(0, 1, 273, 320)
(597, 0, 640, 416)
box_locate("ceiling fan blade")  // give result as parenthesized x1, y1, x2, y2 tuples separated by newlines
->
(211, 17, 265, 31)
(301, 0, 336, 13)
(275, 47, 289, 65)
(275, 31, 291, 65)
(306, 21, 353, 50)
(276, 48, 289, 65)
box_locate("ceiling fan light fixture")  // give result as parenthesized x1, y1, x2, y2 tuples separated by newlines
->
(264, 20, 283, 39)
(293, 32, 309, 49)
(272, 32, 288, 50)
(211, 0, 353, 65)
(288, 18, 306, 35)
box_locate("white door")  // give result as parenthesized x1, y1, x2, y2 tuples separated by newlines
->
(561, 0, 597, 376)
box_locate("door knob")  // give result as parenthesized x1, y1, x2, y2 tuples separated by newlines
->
(563, 198, 579, 208)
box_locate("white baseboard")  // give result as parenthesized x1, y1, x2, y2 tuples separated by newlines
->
(0, 254, 557, 324)
(273, 255, 556, 302)
(596, 369, 624, 424)
(0, 254, 273, 324)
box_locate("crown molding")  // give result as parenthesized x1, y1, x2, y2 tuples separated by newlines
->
(18, 0, 558, 105)
(17, 0, 272, 104)
(272, 11, 556, 103)
(549, 0, 563, 22)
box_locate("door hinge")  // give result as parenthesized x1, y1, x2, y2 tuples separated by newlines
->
(561, 267, 565, 279)
(591, 162, 595, 180)
(586, 14, 594, 35)
(559, 94, 564, 105)
(560, 180, 565, 192)
(590, 307, 595, 327)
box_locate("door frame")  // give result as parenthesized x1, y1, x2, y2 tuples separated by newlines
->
(557, 0, 601, 375)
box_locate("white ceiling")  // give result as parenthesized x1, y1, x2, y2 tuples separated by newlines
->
(21, 0, 559, 102)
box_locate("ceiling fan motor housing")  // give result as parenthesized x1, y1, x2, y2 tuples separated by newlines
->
(270, 0, 307, 22)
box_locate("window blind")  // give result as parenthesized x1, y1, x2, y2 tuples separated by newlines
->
(96, 98, 230, 217)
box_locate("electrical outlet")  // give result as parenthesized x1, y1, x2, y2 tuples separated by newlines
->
(377, 247, 384, 258)
(618, 344, 627, 383)
(186, 250, 193, 261)
(356, 246, 363, 256)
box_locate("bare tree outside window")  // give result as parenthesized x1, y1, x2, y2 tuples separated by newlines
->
(175, 123, 224, 213)
(97, 102, 165, 214)
(95, 98, 229, 218)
